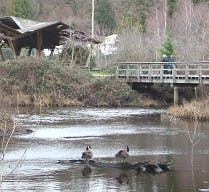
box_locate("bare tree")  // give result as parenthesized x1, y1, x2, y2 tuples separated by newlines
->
(113, 0, 168, 63)
(0, 110, 30, 184)
(164, 0, 167, 36)
(172, 0, 209, 61)
(0, 114, 16, 183)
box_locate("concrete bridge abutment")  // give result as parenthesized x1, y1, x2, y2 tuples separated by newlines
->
(172, 85, 199, 106)
(130, 82, 201, 106)
(173, 87, 179, 105)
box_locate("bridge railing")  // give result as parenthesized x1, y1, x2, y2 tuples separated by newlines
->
(116, 61, 209, 84)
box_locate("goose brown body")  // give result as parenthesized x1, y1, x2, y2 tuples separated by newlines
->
(115, 146, 129, 161)
(82, 145, 93, 163)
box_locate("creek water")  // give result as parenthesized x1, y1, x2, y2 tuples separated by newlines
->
(1, 107, 209, 192)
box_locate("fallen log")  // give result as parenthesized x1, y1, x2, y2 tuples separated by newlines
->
(57, 159, 172, 174)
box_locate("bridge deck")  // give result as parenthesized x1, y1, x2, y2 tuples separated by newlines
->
(116, 61, 209, 85)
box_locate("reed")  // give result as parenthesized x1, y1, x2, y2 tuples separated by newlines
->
(166, 99, 209, 121)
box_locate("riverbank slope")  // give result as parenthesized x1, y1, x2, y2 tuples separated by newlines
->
(0, 58, 166, 108)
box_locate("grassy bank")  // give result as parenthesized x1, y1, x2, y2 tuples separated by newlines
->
(0, 57, 138, 107)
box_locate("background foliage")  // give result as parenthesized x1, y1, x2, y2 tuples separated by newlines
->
(1, 0, 209, 62)
(95, 0, 116, 36)
(7, 0, 35, 19)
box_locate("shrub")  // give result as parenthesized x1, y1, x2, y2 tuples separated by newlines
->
(0, 57, 135, 107)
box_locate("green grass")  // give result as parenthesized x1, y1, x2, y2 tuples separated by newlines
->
(90, 70, 113, 77)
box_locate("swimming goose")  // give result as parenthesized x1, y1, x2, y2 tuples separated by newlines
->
(81, 145, 93, 165)
(115, 146, 129, 162)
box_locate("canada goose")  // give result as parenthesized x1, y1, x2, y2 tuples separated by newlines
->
(81, 145, 93, 165)
(115, 146, 129, 162)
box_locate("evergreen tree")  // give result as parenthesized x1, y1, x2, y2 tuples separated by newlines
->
(95, 0, 116, 35)
(160, 36, 175, 58)
(7, 0, 34, 19)
(192, 0, 209, 3)
(167, 0, 177, 17)
(119, 0, 153, 32)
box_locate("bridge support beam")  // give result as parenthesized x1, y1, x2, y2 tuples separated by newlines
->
(174, 87, 179, 105)
(194, 87, 197, 99)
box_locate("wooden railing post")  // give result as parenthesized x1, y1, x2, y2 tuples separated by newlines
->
(137, 64, 140, 81)
(172, 63, 176, 83)
(116, 64, 119, 77)
(160, 63, 163, 82)
(198, 63, 202, 85)
(185, 63, 189, 82)
(126, 65, 129, 80)
(148, 63, 151, 81)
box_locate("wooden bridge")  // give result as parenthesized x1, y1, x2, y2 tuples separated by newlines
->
(116, 61, 209, 104)
(116, 61, 209, 85)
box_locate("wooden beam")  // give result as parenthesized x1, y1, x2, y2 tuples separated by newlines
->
(0, 24, 19, 35)
(11, 23, 62, 41)
(8, 39, 17, 59)
(0, 33, 12, 41)
(37, 31, 43, 57)
(11, 33, 29, 41)
(0, 46, 4, 61)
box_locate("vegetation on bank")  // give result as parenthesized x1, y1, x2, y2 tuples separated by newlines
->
(0, 57, 165, 136)
(0, 112, 14, 136)
(1, 56, 207, 122)
(0, 57, 139, 107)
(0, 111, 32, 136)
(165, 99, 209, 121)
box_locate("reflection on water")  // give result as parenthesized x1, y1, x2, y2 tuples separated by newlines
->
(81, 166, 93, 178)
(115, 171, 130, 184)
(1, 107, 209, 191)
